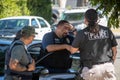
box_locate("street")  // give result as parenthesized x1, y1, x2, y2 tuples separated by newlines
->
(114, 37, 120, 80)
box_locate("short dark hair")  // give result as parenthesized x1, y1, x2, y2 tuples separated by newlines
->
(85, 9, 98, 26)
(56, 20, 70, 27)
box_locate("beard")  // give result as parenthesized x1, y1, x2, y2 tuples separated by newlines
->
(62, 33, 68, 37)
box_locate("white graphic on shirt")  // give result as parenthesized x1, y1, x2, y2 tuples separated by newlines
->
(55, 38, 61, 43)
(86, 29, 109, 40)
(66, 38, 70, 44)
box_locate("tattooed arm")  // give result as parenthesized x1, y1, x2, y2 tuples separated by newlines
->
(9, 58, 35, 71)
(9, 58, 27, 71)
(112, 46, 117, 63)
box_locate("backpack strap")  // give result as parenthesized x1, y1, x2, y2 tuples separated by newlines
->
(5, 40, 24, 65)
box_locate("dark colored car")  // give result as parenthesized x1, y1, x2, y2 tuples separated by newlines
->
(0, 39, 12, 75)
(0, 38, 41, 75)
(0, 38, 80, 80)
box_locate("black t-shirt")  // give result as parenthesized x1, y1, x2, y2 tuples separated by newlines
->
(39, 32, 74, 69)
(72, 25, 118, 62)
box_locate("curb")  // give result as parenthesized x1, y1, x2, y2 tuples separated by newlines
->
(111, 28, 120, 36)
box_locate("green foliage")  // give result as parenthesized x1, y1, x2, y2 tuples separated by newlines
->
(17, 0, 30, 15)
(90, 0, 120, 28)
(27, 0, 52, 23)
(0, 0, 30, 18)
(0, 0, 51, 23)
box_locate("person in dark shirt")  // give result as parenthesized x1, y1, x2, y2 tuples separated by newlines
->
(68, 9, 118, 80)
(39, 20, 74, 73)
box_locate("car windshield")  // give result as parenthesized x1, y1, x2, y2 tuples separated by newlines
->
(0, 19, 29, 30)
(62, 12, 84, 21)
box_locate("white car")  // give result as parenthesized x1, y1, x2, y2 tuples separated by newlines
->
(0, 16, 51, 40)
(60, 7, 108, 30)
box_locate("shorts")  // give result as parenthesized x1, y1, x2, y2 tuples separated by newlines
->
(80, 62, 116, 80)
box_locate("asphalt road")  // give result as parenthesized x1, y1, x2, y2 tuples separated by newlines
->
(114, 37, 120, 80)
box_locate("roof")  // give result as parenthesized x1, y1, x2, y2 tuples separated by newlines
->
(63, 7, 90, 13)
(0, 16, 44, 20)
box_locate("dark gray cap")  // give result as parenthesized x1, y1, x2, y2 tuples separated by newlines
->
(21, 26, 37, 37)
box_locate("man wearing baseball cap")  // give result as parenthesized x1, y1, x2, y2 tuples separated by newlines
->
(5, 26, 36, 80)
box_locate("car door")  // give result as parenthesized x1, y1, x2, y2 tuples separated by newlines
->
(30, 18, 41, 40)
(27, 42, 41, 62)
(31, 18, 51, 40)
(36, 18, 51, 40)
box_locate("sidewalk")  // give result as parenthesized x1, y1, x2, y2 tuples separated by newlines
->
(111, 28, 120, 36)
(111, 28, 120, 80)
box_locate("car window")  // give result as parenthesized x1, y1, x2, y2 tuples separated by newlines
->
(37, 18, 48, 28)
(62, 12, 84, 21)
(28, 43, 41, 53)
(31, 19, 39, 27)
(28, 43, 41, 61)
(0, 19, 29, 30)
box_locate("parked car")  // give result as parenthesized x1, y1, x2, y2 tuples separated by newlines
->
(0, 16, 52, 40)
(0, 39, 12, 75)
(55, 7, 108, 31)
(51, 9, 60, 24)
(0, 38, 41, 75)
(0, 38, 80, 80)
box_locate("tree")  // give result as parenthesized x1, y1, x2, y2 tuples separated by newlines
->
(17, 0, 30, 15)
(27, 0, 52, 23)
(0, 0, 51, 23)
(0, 0, 29, 18)
(90, 0, 120, 28)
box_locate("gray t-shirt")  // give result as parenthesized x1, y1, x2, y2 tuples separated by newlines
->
(11, 45, 30, 66)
